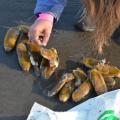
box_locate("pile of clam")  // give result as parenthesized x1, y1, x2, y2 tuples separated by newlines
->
(47, 58, 120, 103)
(4, 25, 120, 103)
(4, 25, 59, 79)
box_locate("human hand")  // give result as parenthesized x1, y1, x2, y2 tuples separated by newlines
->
(28, 19, 53, 46)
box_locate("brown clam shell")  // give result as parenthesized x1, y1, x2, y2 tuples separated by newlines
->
(89, 69, 108, 95)
(72, 81, 92, 102)
(73, 67, 87, 87)
(16, 42, 31, 71)
(82, 57, 99, 68)
(4, 27, 19, 52)
(59, 81, 75, 103)
(47, 73, 74, 97)
(104, 76, 116, 90)
(40, 47, 59, 79)
(96, 64, 120, 78)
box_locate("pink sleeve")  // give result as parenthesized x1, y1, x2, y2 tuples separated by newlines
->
(37, 13, 54, 23)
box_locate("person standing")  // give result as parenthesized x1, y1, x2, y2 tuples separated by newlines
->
(29, 0, 120, 54)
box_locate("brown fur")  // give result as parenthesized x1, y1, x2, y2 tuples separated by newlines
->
(84, 0, 120, 54)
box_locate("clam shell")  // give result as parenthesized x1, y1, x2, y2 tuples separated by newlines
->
(16, 42, 31, 71)
(47, 73, 74, 97)
(104, 76, 116, 90)
(40, 58, 59, 79)
(25, 42, 43, 77)
(4, 27, 19, 52)
(41, 48, 58, 61)
(18, 24, 30, 33)
(82, 57, 99, 68)
(89, 69, 108, 95)
(59, 81, 75, 103)
(96, 64, 120, 78)
(73, 67, 87, 87)
(72, 81, 92, 102)
(40, 47, 59, 79)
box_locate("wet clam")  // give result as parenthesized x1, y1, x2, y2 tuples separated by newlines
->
(89, 69, 108, 95)
(40, 47, 59, 79)
(40, 58, 58, 79)
(28, 41, 42, 53)
(17, 30, 29, 45)
(82, 57, 99, 68)
(4, 27, 19, 52)
(16, 42, 31, 71)
(104, 76, 116, 90)
(25, 42, 43, 77)
(40, 47, 57, 60)
(73, 67, 87, 87)
(26, 42, 43, 64)
(59, 81, 75, 103)
(72, 81, 92, 102)
(18, 24, 30, 33)
(24, 41, 59, 79)
(96, 64, 120, 78)
(16, 24, 30, 44)
(47, 73, 74, 97)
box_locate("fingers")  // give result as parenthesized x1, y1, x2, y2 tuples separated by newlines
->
(28, 28, 51, 46)
(42, 29, 51, 46)
(28, 27, 42, 45)
(28, 20, 53, 46)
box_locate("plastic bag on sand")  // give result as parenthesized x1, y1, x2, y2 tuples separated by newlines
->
(27, 89, 120, 120)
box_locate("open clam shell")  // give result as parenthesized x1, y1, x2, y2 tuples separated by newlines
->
(103, 76, 116, 90)
(73, 67, 87, 87)
(40, 47, 58, 60)
(59, 81, 75, 103)
(16, 42, 31, 71)
(82, 57, 99, 68)
(40, 58, 58, 79)
(27, 41, 42, 53)
(4, 27, 19, 52)
(47, 73, 74, 97)
(40, 47, 59, 79)
(96, 64, 120, 78)
(25, 42, 43, 77)
(72, 81, 92, 102)
(89, 69, 108, 95)
(17, 24, 30, 33)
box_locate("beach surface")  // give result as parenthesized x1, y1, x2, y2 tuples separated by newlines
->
(0, 0, 120, 119)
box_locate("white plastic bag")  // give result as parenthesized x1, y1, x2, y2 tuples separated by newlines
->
(27, 89, 120, 120)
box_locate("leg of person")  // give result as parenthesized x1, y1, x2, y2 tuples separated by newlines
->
(92, 0, 120, 53)
(74, 0, 96, 32)
(76, 0, 120, 53)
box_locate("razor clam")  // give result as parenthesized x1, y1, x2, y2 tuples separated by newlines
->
(59, 81, 75, 103)
(73, 67, 87, 87)
(96, 64, 120, 78)
(16, 42, 31, 71)
(82, 57, 99, 68)
(25, 42, 43, 77)
(4, 27, 19, 52)
(40, 47, 59, 67)
(72, 81, 92, 102)
(89, 69, 108, 95)
(40, 47, 59, 79)
(18, 24, 30, 33)
(28, 41, 42, 53)
(40, 58, 58, 79)
(47, 73, 74, 97)
(104, 76, 116, 90)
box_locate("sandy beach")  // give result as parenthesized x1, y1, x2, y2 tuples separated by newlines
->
(0, 0, 120, 119)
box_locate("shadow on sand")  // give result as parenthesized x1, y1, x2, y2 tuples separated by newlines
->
(0, 115, 27, 120)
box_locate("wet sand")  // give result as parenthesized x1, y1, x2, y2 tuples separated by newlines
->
(0, 0, 120, 119)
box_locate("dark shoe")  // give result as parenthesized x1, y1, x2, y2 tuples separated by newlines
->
(74, 8, 96, 32)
